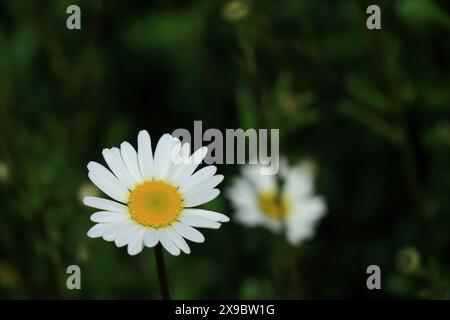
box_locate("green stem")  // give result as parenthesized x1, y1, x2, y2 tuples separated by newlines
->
(235, 25, 267, 129)
(154, 244, 171, 300)
(282, 227, 303, 299)
(397, 107, 425, 218)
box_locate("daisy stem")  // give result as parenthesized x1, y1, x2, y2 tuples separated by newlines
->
(154, 244, 171, 300)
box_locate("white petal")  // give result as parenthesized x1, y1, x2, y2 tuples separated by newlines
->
(179, 165, 217, 193)
(172, 222, 205, 243)
(167, 143, 192, 183)
(121, 142, 144, 184)
(87, 161, 128, 191)
(87, 223, 113, 238)
(144, 228, 159, 247)
(165, 139, 182, 180)
(153, 134, 173, 180)
(286, 222, 315, 245)
(88, 171, 129, 203)
(261, 216, 283, 232)
(183, 209, 230, 222)
(158, 229, 180, 256)
(102, 220, 135, 242)
(83, 196, 128, 213)
(288, 197, 326, 223)
(243, 165, 276, 193)
(102, 148, 136, 190)
(90, 211, 128, 223)
(226, 178, 254, 205)
(182, 175, 224, 199)
(137, 130, 154, 180)
(183, 188, 220, 207)
(282, 163, 314, 197)
(127, 228, 146, 255)
(100, 221, 125, 241)
(166, 226, 191, 254)
(171, 146, 207, 187)
(178, 215, 221, 229)
(233, 207, 265, 227)
(301, 196, 326, 219)
(114, 224, 141, 248)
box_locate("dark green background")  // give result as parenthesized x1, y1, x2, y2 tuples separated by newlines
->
(0, 0, 449, 299)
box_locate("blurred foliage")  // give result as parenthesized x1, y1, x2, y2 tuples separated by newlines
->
(0, 0, 449, 299)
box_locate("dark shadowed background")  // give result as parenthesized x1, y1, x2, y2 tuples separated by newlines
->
(0, 0, 449, 299)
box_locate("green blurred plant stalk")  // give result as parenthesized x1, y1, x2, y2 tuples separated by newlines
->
(154, 244, 171, 300)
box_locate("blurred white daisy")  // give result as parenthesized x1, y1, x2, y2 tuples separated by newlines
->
(227, 159, 326, 245)
(84, 131, 229, 256)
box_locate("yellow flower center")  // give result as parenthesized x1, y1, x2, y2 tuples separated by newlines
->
(258, 190, 291, 220)
(128, 180, 183, 228)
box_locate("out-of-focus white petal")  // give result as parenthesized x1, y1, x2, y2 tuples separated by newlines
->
(226, 178, 258, 208)
(242, 165, 276, 193)
(282, 162, 314, 198)
(233, 208, 265, 227)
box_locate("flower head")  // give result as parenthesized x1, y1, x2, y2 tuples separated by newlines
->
(84, 131, 229, 256)
(227, 159, 326, 245)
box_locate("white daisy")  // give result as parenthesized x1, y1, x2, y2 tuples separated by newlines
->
(227, 159, 326, 245)
(84, 131, 229, 256)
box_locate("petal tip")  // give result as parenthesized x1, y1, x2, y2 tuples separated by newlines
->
(82, 196, 91, 205)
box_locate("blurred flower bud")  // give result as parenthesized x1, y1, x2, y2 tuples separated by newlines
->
(78, 182, 100, 204)
(222, 0, 249, 22)
(281, 93, 299, 113)
(396, 246, 421, 275)
(76, 244, 90, 263)
(0, 161, 10, 183)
